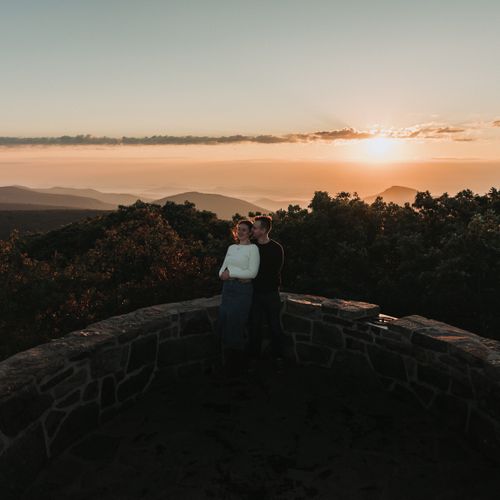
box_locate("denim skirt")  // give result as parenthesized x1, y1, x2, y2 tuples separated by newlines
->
(216, 280, 253, 350)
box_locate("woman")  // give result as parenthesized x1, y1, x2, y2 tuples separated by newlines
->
(217, 219, 260, 376)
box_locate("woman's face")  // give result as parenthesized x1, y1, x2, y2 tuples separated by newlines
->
(237, 223, 251, 241)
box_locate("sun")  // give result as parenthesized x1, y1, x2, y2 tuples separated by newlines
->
(356, 136, 403, 162)
(366, 137, 392, 155)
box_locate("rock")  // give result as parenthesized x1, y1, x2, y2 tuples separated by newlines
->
(179, 309, 212, 336)
(367, 344, 407, 381)
(117, 365, 153, 402)
(321, 298, 380, 320)
(127, 335, 158, 372)
(281, 313, 312, 334)
(101, 376, 116, 408)
(50, 402, 100, 456)
(312, 321, 344, 349)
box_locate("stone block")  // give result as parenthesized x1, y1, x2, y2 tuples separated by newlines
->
(416, 363, 450, 391)
(91, 346, 125, 378)
(321, 298, 380, 320)
(410, 381, 435, 407)
(179, 309, 212, 336)
(101, 376, 116, 408)
(127, 335, 158, 372)
(448, 339, 491, 367)
(44, 409, 66, 438)
(312, 321, 344, 349)
(331, 350, 375, 383)
(55, 390, 80, 409)
(375, 337, 415, 355)
(158, 338, 186, 366)
(40, 367, 74, 392)
(82, 380, 99, 402)
(343, 328, 373, 343)
(367, 344, 407, 381)
(411, 328, 449, 353)
(345, 336, 366, 352)
(286, 297, 322, 318)
(282, 313, 312, 334)
(52, 368, 88, 399)
(117, 365, 154, 402)
(50, 402, 99, 456)
(322, 314, 354, 327)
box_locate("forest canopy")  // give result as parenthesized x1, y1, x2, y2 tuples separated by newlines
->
(1, 188, 500, 361)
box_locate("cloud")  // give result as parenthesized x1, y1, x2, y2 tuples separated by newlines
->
(493, 120, 500, 127)
(383, 123, 477, 142)
(389, 124, 469, 140)
(0, 129, 376, 146)
(0, 122, 490, 146)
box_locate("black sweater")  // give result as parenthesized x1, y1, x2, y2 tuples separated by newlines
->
(252, 239, 284, 293)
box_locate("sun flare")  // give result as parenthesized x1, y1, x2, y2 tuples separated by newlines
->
(354, 136, 404, 162)
(367, 137, 392, 155)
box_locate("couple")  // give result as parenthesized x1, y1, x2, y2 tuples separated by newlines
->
(217, 215, 285, 376)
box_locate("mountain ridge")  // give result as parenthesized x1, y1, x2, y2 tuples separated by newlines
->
(154, 191, 270, 219)
(362, 185, 419, 205)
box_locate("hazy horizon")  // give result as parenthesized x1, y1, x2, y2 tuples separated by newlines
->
(1, 144, 500, 202)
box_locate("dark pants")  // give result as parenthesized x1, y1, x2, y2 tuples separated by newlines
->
(216, 280, 253, 351)
(246, 290, 285, 359)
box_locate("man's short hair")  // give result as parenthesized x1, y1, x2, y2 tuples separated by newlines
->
(254, 215, 272, 233)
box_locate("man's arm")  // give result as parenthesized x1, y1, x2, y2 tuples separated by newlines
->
(273, 242, 284, 273)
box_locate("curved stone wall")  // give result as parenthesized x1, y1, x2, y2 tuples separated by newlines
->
(282, 294, 500, 460)
(1, 293, 499, 497)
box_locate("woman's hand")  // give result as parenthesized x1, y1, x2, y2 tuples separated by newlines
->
(220, 269, 230, 281)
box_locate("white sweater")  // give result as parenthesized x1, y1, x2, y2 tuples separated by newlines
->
(218, 243, 260, 279)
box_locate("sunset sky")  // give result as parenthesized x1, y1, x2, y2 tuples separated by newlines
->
(1, 1, 500, 199)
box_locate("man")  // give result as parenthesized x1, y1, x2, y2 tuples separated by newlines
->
(247, 215, 286, 373)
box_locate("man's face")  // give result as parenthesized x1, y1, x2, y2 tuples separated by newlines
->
(252, 220, 266, 240)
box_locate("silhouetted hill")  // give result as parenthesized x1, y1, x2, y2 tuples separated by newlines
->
(0, 203, 77, 210)
(363, 185, 419, 205)
(0, 208, 113, 240)
(0, 186, 116, 210)
(154, 192, 270, 219)
(30, 186, 153, 205)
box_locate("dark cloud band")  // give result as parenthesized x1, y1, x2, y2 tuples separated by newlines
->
(0, 123, 482, 146)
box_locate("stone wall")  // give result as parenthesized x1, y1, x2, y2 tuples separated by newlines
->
(1, 292, 499, 496)
(282, 293, 500, 460)
(0, 296, 222, 498)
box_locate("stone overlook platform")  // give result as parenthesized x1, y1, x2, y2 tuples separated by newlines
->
(1, 293, 500, 499)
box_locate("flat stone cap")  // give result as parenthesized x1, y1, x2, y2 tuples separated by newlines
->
(281, 292, 380, 320)
(389, 314, 500, 377)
